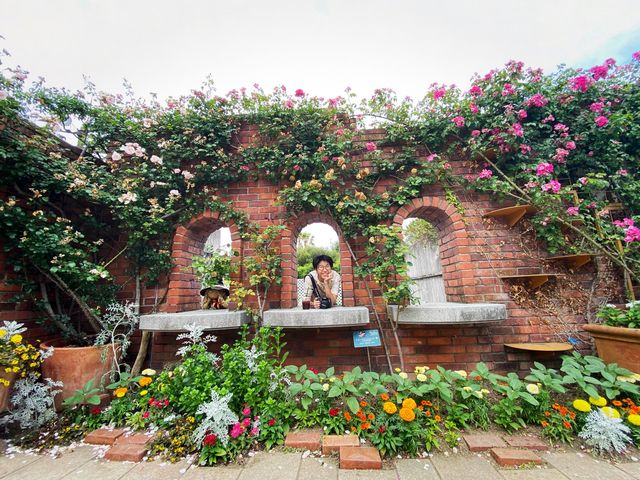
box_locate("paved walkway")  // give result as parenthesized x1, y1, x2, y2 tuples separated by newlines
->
(1, 444, 640, 480)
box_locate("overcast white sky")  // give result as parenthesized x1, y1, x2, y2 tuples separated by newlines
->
(3, 1, 639, 248)
(3, 0, 640, 102)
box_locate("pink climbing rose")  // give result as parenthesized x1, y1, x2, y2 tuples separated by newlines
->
(478, 169, 493, 179)
(542, 180, 562, 193)
(365, 142, 377, 152)
(595, 116, 609, 127)
(536, 163, 554, 176)
(526, 93, 548, 107)
(433, 88, 446, 100)
(295, 89, 305, 97)
(590, 102, 604, 112)
(452, 116, 465, 127)
(569, 75, 592, 92)
(566, 207, 579, 216)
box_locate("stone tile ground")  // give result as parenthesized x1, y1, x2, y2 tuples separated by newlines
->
(0, 445, 639, 480)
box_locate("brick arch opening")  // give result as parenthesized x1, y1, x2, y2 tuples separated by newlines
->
(280, 212, 355, 308)
(164, 211, 242, 313)
(393, 197, 477, 302)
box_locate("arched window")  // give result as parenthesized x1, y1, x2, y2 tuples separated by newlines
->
(403, 218, 446, 303)
(296, 223, 342, 306)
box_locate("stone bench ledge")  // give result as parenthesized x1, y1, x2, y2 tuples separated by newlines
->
(139, 309, 250, 332)
(263, 306, 370, 329)
(387, 303, 506, 325)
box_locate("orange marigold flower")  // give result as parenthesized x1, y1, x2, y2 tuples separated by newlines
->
(434, 415, 442, 422)
(563, 421, 571, 429)
(360, 400, 368, 408)
(421, 400, 428, 406)
(380, 393, 390, 401)
(344, 412, 352, 421)
(424, 400, 432, 407)
(474, 375, 482, 381)
(541, 421, 549, 428)
(360, 422, 370, 430)
(559, 407, 568, 416)
(399, 407, 416, 422)
(138, 376, 152, 387)
(383, 402, 398, 415)
(426, 410, 432, 417)
(417, 405, 424, 411)
(367, 413, 375, 420)
(114, 387, 128, 398)
(552, 403, 560, 410)
(402, 398, 417, 410)
(613, 400, 622, 407)
(569, 411, 576, 420)
(351, 426, 356, 433)
(544, 411, 551, 417)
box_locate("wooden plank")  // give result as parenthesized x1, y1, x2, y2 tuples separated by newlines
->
(483, 205, 537, 227)
(505, 342, 573, 352)
(546, 254, 593, 270)
(499, 273, 564, 289)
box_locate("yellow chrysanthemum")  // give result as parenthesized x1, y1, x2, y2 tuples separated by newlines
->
(114, 387, 128, 398)
(628, 414, 640, 426)
(572, 399, 591, 412)
(0, 329, 6, 338)
(526, 384, 540, 395)
(383, 402, 397, 414)
(399, 407, 416, 422)
(139, 390, 148, 396)
(600, 406, 620, 419)
(10, 334, 22, 344)
(416, 373, 427, 382)
(454, 370, 468, 379)
(398, 372, 408, 379)
(402, 398, 417, 410)
(589, 396, 607, 407)
(139, 376, 152, 387)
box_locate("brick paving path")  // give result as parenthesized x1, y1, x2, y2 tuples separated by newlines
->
(1, 444, 640, 480)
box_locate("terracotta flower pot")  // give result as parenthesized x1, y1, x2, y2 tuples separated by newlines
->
(582, 324, 640, 372)
(40, 340, 120, 410)
(0, 371, 17, 412)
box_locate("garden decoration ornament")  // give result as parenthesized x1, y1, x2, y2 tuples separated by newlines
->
(200, 285, 230, 310)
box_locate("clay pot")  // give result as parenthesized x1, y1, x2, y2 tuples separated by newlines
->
(0, 371, 17, 412)
(40, 340, 120, 410)
(582, 324, 640, 372)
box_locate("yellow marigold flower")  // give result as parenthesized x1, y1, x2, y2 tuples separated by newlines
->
(600, 406, 620, 419)
(139, 376, 153, 387)
(139, 390, 148, 396)
(628, 414, 640, 426)
(187, 416, 195, 423)
(141, 368, 156, 376)
(0, 329, 6, 338)
(416, 373, 427, 382)
(114, 387, 128, 398)
(4, 367, 12, 373)
(11, 367, 19, 373)
(572, 399, 591, 412)
(399, 407, 416, 422)
(394, 368, 401, 373)
(526, 384, 540, 395)
(398, 372, 408, 379)
(10, 334, 22, 344)
(322, 383, 330, 391)
(383, 402, 397, 414)
(402, 398, 417, 410)
(589, 396, 607, 407)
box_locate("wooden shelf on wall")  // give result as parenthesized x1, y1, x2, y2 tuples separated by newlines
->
(546, 254, 594, 270)
(499, 273, 564, 289)
(483, 205, 537, 227)
(505, 342, 574, 352)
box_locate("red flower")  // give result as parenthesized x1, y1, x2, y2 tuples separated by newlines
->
(267, 418, 276, 426)
(329, 408, 340, 417)
(378, 426, 386, 433)
(90, 406, 102, 415)
(309, 367, 319, 374)
(203, 434, 217, 446)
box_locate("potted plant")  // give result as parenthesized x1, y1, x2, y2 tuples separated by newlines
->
(0, 321, 43, 412)
(583, 301, 640, 372)
(41, 302, 138, 409)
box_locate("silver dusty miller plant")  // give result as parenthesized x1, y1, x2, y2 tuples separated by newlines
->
(1, 373, 62, 429)
(94, 302, 139, 376)
(176, 322, 218, 359)
(578, 409, 632, 454)
(192, 390, 238, 448)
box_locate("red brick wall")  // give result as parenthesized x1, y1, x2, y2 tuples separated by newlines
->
(2, 127, 618, 375)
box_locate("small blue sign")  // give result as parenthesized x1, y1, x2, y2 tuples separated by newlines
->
(353, 329, 382, 348)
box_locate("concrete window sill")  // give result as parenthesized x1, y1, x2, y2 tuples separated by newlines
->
(139, 309, 251, 332)
(387, 303, 506, 325)
(263, 306, 370, 329)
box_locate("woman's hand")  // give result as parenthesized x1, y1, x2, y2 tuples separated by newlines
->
(312, 298, 321, 309)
